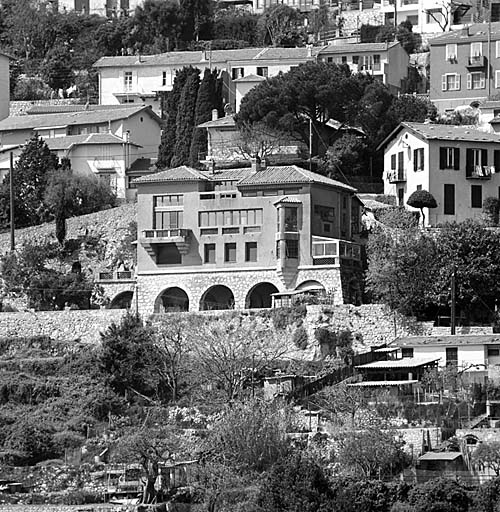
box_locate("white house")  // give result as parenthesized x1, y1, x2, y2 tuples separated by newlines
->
(93, 47, 322, 114)
(379, 122, 500, 226)
(317, 41, 409, 94)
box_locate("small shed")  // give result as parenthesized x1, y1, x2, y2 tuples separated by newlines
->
(416, 451, 469, 483)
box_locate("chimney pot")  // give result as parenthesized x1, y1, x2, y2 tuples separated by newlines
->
(212, 109, 218, 121)
(250, 157, 261, 172)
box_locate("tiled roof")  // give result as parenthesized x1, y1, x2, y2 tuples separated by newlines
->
(402, 122, 500, 142)
(94, 47, 322, 68)
(44, 133, 140, 151)
(0, 106, 160, 132)
(197, 115, 236, 129)
(134, 166, 209, 183)
(237, 165, 357, 191)
(418, 452, 463, 461)
(319, 42, 399, 54)
(429, 22, 500, 44)
(201, 167, 252, 181)
(355, 357, 440, 369)
(274, 196, 303, 204)
(395, 334, 500, 347)
(26, 104, 142, 115)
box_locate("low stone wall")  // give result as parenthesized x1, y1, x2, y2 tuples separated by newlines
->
(10, 99, 82, 117)
(0, 310, 127, 343)
(0, 507, 112, 512)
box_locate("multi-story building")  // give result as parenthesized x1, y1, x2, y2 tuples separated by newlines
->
(317, 41, 409, 93)
(57, 0, 141, 16)
(93, 47, 322, 114)
(429, 22, 500, 112)
(133, 160, 362, 315)
(380, 122, 500, 226)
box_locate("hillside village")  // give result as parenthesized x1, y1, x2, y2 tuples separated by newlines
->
(3, 1, 500, 512)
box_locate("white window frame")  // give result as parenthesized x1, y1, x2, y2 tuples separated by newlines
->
(162, 71, 167, 87)
(442, 73, 460, 91)
(124, 71, 133, 92)
(446, 43, 457, 61)
(470, 41, 482, 58)
(467, 71, 486, 89)
(496, 70, 500, 89)
(497, 40, 500, 58)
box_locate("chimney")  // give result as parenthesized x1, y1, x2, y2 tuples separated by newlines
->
(212, 108, 218, 121)
(261, 158, 267, 170)
(307, 44, 313, 58)
(250, 157, 261, 172)
(462, 26, 470, 37)
(207, 159, 215, 173)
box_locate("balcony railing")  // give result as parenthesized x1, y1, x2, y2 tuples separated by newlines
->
(312, 237, 361, 266)
(142, 228, 190, 239)
(467, 55, 486, 68)
(97, 270, 134, 282)
(387, 169, 406, 183)
(466, 165, 494, 179)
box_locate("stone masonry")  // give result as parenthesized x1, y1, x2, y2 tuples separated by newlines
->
(136, 267, 344, 315)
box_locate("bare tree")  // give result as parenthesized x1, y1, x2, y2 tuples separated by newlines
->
(191, 316, 289, 401)
(424, 0, 471, 32)
(236, 121, 287, 161)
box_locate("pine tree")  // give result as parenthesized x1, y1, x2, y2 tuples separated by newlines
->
(157, 66, 199, 168)
(189, 69, 222, 167)
(171, 70, 200, 167)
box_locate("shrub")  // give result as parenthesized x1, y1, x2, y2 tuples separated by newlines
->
(292, 326, 308, 350)
(271, 305, 307, 330)
(483, 197, 500, 226)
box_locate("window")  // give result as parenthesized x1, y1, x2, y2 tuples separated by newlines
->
(497, 40, 500, 58)
(439, 147, 460, 170)
(154, 211, 182, 229)
(470, 41, 482, 58)
(204, 243, 216, 263)
(313, 241, 337, 257)
(441, 73, 460, 91)
(224, 243, 236, 262)
(199, 209, 263, 227)
(245, 242, 257, 262)
(413, 148, 424, 171)
(467, 72, 485, 89)
(495, 70, 500, 89)
(124, 71, 133, 91)
(444, 184, 455, 215)
(373, 54, 380, 69)
(471, 184, 482, 208)
(327, 56, 333, 63)
(352, 55, 359, 64)
(341, 56, 347, 63)
(284, 207, 298, 231)
(154, 195, 183, 206)
(314, 204, 335, 222)
(231, 67, 244, 79)
(495, 150, 500, 170)
(402, 348, 414, 358)
(466, 148, 487, 176)
(162, 71, 167, 87)
(285, 239, 299, 259)
(416, 185, 422, 191)
(256, 66, 268, 77)
(391, 154, 397, 170)
(157, 244, 182, 265)
(446, 347, 458, 366)
(446, 43, 457, 61)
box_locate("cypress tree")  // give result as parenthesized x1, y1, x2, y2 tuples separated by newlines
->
(157, 66, 198, 168)
(171, 70, 200, 167)
(189, 68, 222, 167)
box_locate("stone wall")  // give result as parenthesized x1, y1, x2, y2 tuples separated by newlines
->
(0, 507, 112, 512)
(9, 99, 82, 117)
(342, 8, 385, 33)
(0, 310, 126, 343)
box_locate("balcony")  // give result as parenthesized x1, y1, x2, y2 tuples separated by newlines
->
(466, 165, 494, 180)
(312, 237, 361, 267)
(97, 270, 135, 282)
(140, 228, 191, 257)
(387, 169, 406, 183)
(467, 55, 486, 68)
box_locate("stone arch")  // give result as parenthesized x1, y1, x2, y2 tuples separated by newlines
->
(200, 285, 235, 311)
(109, 291, 134, 309)
(246, 282, 279, 309)
(155, 287, 190, 313)
(295, 280, 326, 293)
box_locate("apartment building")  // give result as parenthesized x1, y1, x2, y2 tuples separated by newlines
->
(133, 160, 362, 315)
(429, 22, 500, 112)
(57, 0, 141, 16)
(380, 122, 500, 226)
(93, 47, 321, 114)
(317, 41, 409, 93)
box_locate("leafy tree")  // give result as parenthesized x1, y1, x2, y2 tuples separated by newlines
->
(256, 4, 306, 47)
(258, 452, 331, 512)
(408, 477, 470, 512)
(324, 134, 368, 178)
(475, 477, 500, 512)
(212, 8, 259, 45)
(189, 68, 221, 167)
(172, 70, 200, 167)
(407, 189, 437, 226)
(337, 428, 409, 479)
(0, 135, 59, 229)
(473, 441, 500, 476)
(157, 67, 199, 167)
(179, 0, 212, 42)
(388, 94, 437, 125)
(208, 400, 293, 473)
(99, 314, 159, 399)
(41, 45, 74, 92)
(365, 208, 437, 317)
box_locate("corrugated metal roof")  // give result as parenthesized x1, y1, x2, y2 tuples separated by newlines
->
(395, 334, 500, 347)
(320, 42, 399, 54)
(429, 22, 500, 45)
(356, 357, 440, 369)
(238, 165, 357, 191)
(0, 106, 160, 132)
(135, 166, 209, 183)
(418, 452, 463, 461)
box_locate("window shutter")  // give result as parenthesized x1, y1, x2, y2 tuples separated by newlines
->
(413, 149, 418, 172)
(494, 150, 500, 170)
(482, 148, 488, 166)
(467, 73, 472, 90)
(439, 147, 446, 169)
(442, 75, 447, 91)
(454, 148, 460, 170)
(466, 149, 474, 174)
(457, 75, 461, 90)
(480, 72, 485, 88)
(398, 151, 403, 172)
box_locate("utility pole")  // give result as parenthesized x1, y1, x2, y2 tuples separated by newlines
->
(9, 152, 14, 251)
(450, 267, 456, 335)
(309, 117, 313, 171)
